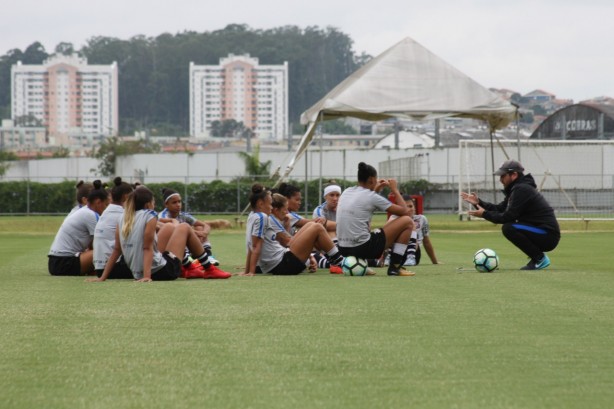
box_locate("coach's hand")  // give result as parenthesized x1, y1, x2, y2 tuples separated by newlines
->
(468, 204, 485, 218)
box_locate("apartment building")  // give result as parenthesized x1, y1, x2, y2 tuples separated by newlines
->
(11, 54, 118, 144)
(190, 54, 288, 141)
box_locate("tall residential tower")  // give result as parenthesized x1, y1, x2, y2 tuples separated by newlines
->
(190, 54, 288, 140)
(11, 54, 118, 145)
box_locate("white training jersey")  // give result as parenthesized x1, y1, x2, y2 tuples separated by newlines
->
(412, 214, 430, 245)
(312, 202, 336, 222)
(287, 211, 303, 233)
(118, 209, 166, 279)
(336, 186, 392, 248)
(389, 213, 430, 245)
(93, 203, 123, 270)
(49, 206, 99, 257)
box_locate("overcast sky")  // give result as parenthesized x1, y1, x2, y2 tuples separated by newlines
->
(2, 0, 612, 102)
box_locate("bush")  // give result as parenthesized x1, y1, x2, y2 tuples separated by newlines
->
(0, 178, 443, 214)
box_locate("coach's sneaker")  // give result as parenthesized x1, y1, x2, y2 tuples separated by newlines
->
(203, 264, 231, 279)
(329, 265, 343, 274)
(521, 254, 551, 271)
(387, 265, 416, 276)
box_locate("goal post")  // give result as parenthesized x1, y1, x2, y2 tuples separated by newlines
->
(458, 139, 614, 220)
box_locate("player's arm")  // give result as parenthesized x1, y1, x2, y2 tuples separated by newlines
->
(385, 179, 408, 217)
(193, 219, 211, 235)
(276, 231, 292, 247)
(245, 236, 262, 276)
(139, 218, 157, 282)
(423, 236, 439, 264)
(88, 229, 122, 282)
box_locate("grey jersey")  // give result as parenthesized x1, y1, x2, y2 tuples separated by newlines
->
(49, 206, 99, 256)
(336, 186, 391, 248)
(259, 214, 289, 273)
(119, 209, 166, 279)
(93, 203, 123, 270)
(312, 202, 336, 222)
(246, 211, 264, 253)
(246, 211, 286, 273)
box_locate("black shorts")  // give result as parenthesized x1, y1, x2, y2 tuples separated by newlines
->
(339, 229, 387, 259)
(48, 255, 82, 276)
(151, 252, 181, 281)
(268, 251, 307, 275)
(95, 257, 133, 279)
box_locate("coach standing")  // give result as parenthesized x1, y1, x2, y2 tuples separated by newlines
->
(460, 160, 560, 270)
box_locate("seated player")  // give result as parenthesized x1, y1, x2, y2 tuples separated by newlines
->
(158, 187, 220, 266)
(243, 183, 343, 276)
(91, 186, 231, 282)
(92, 177, 134, 279)
(49, 181, 109, 276)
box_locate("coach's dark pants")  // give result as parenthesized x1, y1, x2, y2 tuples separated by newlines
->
(502, 223, 560, 261)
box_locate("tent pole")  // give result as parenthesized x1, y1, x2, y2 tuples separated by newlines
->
(490, 129, 498, 203)
(305, 148, 309, 215)
(515, 105, 521, 161)
(318, 112, 323, 202)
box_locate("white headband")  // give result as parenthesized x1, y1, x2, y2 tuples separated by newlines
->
(164, 193, 180, 203)
(323, 185, 341, 198)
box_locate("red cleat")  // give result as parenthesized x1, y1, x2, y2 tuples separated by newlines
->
(329, 265, 343, 274)
(203, 264, 232, 279)
(182, 262, 205, 279)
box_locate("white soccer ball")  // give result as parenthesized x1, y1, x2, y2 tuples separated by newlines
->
(473, 248, 499, 272)
(342, 256, 368, 276)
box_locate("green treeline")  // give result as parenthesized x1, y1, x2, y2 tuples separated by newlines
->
(0, 179, 433, 215)
(0, 24, 370, 136)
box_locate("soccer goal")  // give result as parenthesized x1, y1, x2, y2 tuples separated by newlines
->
(458, 139, 614, 221)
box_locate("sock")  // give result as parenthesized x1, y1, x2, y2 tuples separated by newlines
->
(313, 253, 330, 268)
(405, 232, 417, 260)
(181, 254, 191, 267)
(326, 246, 344, 266)
(196, 251, 212, 269)
(204, 242, 212, 256)
(390, 243, 408, 267)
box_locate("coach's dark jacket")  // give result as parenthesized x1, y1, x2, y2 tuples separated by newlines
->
(477, 173, 560, 236)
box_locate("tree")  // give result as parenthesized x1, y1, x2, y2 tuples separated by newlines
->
(321, 119, 358, 135)
(237, 144, 271, 178)
(52, 146, 71, 158)
(510, 93, 522, 104)
(14, 114, 42, 127)
(0, 151, 17, 178)
(91, 136, 160, 176)
(55, 42, 75, 56)
(210, 119, 246, 137)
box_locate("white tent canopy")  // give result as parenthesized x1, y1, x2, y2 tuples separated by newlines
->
(279, 36, 517, 186)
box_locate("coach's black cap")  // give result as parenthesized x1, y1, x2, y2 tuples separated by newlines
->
(494, 160, 524, 176)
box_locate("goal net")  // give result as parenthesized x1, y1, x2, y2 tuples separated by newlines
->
(458, 139, 614, 220)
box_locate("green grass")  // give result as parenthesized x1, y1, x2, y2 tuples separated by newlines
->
(1, 216, 613, 409)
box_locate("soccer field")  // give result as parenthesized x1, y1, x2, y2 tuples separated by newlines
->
(1, 216, 613, 409)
